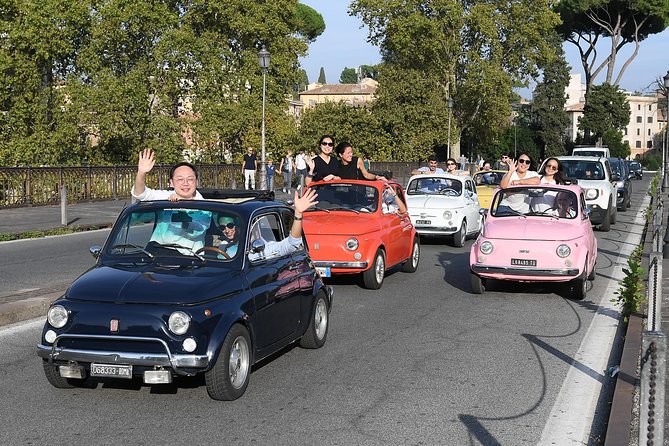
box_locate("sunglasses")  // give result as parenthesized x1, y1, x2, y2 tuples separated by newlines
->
(447, 162, 456, 165)
(546, 164, 558, 170)
(518, 159, 531, 165)
(321, 142, 334, 147)
(221, 222, 236, 229)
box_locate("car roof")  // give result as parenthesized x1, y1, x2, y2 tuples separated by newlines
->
(556, 155, 606, 162)
(407, 173, 470, 182)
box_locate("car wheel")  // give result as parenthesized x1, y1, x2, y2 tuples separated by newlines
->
(626, 193, 632, 209)
(470, 270, 486, 294)
(600, 206, 611, 232)
(205, 324, 251, 401)
(300, 293, 329, 349)
(587, 260, 596, 281)
(610, 205, 617, 224)
(569, 268, 588, 300)
(42, 359, 76, 389)
(362, 249, 386, 289)
(452, 220, 467, 247)
(402, 237, 420, 273)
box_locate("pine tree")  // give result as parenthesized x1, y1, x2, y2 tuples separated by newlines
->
(317, 67, 326, 84)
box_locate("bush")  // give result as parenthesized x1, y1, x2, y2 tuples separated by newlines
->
(640, 152, 661, 171)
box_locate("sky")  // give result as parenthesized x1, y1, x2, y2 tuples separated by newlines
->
(298, 0, 669, 98)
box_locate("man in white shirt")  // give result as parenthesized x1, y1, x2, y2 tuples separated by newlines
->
(295, 149, 308, 189)
(132, 148, 203, 201)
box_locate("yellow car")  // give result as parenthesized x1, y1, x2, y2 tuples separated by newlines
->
(473, 170, 506, 209)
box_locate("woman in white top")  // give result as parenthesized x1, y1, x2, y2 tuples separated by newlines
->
(498, 153, 540, 213)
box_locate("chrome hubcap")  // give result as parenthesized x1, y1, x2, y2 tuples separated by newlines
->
(375, 254, 385, 284)
(228, 336, 250, 389)
(314, 299, 328, 339)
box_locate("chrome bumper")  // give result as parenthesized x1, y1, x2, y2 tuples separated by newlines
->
(37, 333, 210, 375)
(313, 261, 368, 269)
(472, 265, 579, 277)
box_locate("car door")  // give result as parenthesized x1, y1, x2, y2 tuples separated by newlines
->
(246, 211, 302, 351)
(281, 209, 315, 330)
(387, 184, 412, 265)
(464, 179, 479, 231)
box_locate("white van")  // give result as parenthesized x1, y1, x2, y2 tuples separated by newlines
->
(572, 147, 611, 157)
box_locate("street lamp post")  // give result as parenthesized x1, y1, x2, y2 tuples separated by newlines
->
(447, 97, 454, 160)
(663, 70, 669, 191)
(258, 45, 270, 191)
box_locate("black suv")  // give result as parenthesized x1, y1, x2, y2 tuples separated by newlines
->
(608, 157, 632, 211)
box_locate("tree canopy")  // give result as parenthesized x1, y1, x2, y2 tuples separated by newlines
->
(340, 67, 358, 83)
(579, 82, 631, 144)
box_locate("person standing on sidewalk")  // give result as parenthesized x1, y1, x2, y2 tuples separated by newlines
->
(242, 147, 257, 190)
(132, 148, 203, 201)
(279, 150, 296, 194)
(266, 159, 276, 191)
(294, 149, 308, 190)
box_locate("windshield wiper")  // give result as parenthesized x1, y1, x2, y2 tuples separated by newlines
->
(158, 243, 205, 261)
(109, 243, 155, 259)
(328, 207, 360, 214)
(307, 205, 330, 213)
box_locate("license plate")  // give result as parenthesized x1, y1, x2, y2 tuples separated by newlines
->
(316, 267, 331, 277)
(416, 220, 431, 225)
(511, 258, 537, 267)
(90, 363, 133, 379)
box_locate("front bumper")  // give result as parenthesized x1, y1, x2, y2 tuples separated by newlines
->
(37, 333, 210, 375)
(586, 204, 608, 225)
(471, 264, 579, 281)
(313, 260, 368, 270)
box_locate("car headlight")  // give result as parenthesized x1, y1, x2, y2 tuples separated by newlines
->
(585, 189, 599, 200)
(556, 244, 571, 258)
(346, 238, 359, 251)
(168, 311, 191, 335)
(47, 305, 68, 328)
(480, 241, 493, 255)
(443, 210, 453, 220)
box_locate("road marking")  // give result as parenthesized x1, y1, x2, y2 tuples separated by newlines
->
(539, 195, 649, 445)
(0, 317, 44, 337)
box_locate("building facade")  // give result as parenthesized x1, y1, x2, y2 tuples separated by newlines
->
(299, 78, 378, 109)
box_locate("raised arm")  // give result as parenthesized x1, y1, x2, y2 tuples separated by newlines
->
(133, 149, 155, 196)
(357, 157, 385, 181)
(290, 188, 318, 238)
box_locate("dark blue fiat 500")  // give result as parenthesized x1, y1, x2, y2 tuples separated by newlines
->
(37, 191, 332, 400)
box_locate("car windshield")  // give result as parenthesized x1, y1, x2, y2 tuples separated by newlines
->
(473, 171, 504, 186)
(629, 162, 641, 170)
(306, 182, 379, 213)
(609, 159, 623, 176)
(406, 177, 462, 196)
(559, 160, 605, 180)
(106, 206, 244, 261)
(491, 187, 578, 219)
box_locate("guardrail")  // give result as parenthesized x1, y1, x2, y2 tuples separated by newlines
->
(0, 161, 464, 208)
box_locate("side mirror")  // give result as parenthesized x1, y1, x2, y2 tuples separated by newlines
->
(583, 207, 592, 220)
(90, 245, 102, 259)
(610, 173, 620, 182)
(250, 239, 266, 254)
(479, 208, 488, 217)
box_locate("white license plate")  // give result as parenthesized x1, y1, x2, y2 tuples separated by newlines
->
(316, 267, 331, 277)
(90, 363, 133, 379)
(416, 220, 431, 225)
(511, 258, 537, 267)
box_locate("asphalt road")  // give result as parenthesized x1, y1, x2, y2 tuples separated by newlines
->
(0, 179, 650, 445)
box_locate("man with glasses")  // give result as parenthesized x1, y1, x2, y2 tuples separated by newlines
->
(411, 155, 445, 175)
(132, 148, 203, 201)
(493, 153, 510, 171)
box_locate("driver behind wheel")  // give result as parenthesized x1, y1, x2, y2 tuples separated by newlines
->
(211, 215, 240, 257)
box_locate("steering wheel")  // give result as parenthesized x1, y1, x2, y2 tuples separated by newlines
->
(439, 188, 457, 196)
(195, 246, 231, 259)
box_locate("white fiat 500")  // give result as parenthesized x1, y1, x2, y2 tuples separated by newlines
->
(405, 173, 483, 247)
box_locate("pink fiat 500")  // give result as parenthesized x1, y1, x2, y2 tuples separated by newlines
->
(469, 184, 597, 299)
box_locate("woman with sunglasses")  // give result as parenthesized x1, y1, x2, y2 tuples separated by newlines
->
(212, 216, 240, 257)
(305, 135, 341, 185)
(500, 153, 540, 188)
(335, 142, 386, 181)
(445, 157, 471, 176)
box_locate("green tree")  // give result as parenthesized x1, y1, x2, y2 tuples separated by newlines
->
(294, 3, 326, 42)
(602, 128, 630, 158)
(579, 82, 631, 144)
(350, 0, 561, 158)
(532, 32, 570, 158)
(555, 0, 669, 93)
(340, 67, 358, 83)
(297, 102, 392, 160)
(359, 64, 380, 80)
(317, 66, 326, 84)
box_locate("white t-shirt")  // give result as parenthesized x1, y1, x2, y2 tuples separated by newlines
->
(132, 186, 203, 201)
(295, 154, 307, 170)
(531, 176, 558, 212)
(500, 170, 540, 213)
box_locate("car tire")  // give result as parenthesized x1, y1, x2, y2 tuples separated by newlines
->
(205, 324, 251, 401)
(452, 220, 467, 248)
(569, 268, 588, 300)
(362, 249, 386, 289)
(610, 204, 617, 224)
(402, 237, 420, 273)
(42, 359, 76, 389)
(300, 293, 329, 349)
(600, 206, 611, 232)
(587, 259, 596, 281)
(470, 270, 486, 294)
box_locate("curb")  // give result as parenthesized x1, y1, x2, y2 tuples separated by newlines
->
(0, 293, 60, 326)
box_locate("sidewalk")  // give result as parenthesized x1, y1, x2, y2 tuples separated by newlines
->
(0, 189, 293, 325)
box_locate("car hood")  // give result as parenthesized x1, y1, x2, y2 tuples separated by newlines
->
(573, 179, 611, 189)
(303, 212, 380, 235)
(483, 218, 581, 241)
(66, 264, 244, 305)
(406, 195, 464, 209)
